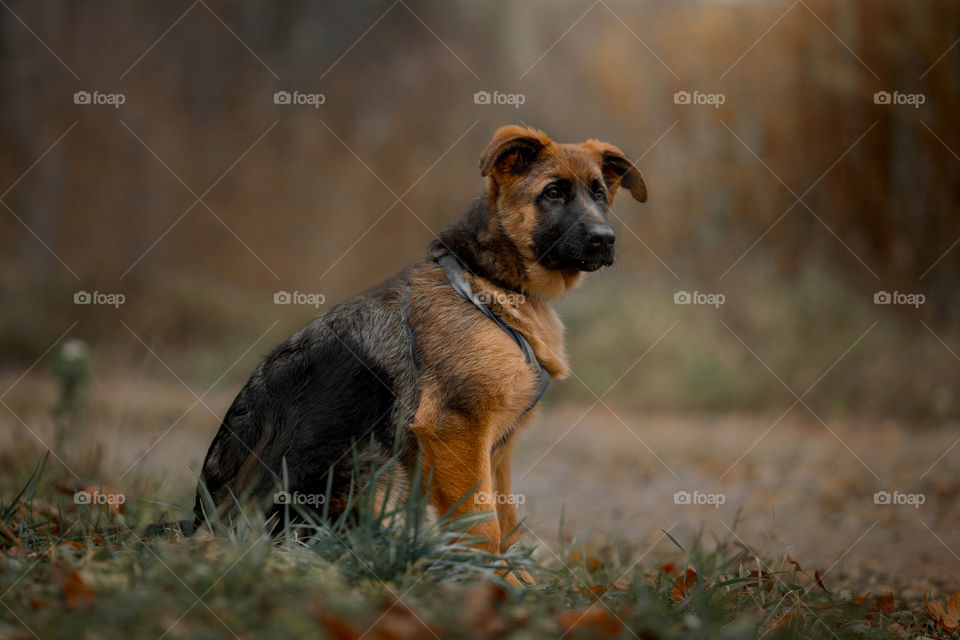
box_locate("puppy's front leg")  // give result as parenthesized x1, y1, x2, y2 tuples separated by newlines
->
(412, 405, 531, 586)
(491, 434, 521, 553)
(416, 427, 500, 554)
(491, 428, 536, 587)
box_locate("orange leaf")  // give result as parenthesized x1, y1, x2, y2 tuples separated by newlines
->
(671, 566, 698, 600)
(318, 616, 359, 640)
(785, 555, 803, 573)
(61, 570, 94, 608)
(308, 602, 360, 640)
(947, 589, 960, 622)
(568, 549, 604, 570)
(813, 569, 830, 595)
(742, 569, 775, 592)
(1, 526, 21, 546)
(559, 605, 621, 637)
(770, 611, 798, 631)
(57, 540, 85, 550)
(575, 582, 629, 601)
(92, 486, 126, 514)
(875, 593, 895, 615)
(925, 590, 960, 632)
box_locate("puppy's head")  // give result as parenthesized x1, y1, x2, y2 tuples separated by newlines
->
(479, 125, 646, 274)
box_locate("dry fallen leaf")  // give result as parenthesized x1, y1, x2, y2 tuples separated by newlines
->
(1, 526, 20, 546)
(925, 589, 960, 632)
(576, 580, 631, 602)
(60, 570, 94, 608)
(308, 601, 361, 640)
(671, 566, 698, 600)
(785, 555, 803, 573)
(568, 549, 604, 570)
(769, 610, 798, 631)
(865, 593, 898, 621)
(559, 605, 622, 637)
(875, 593, 895, 615)
(925, 599, 950, 630)
(741, 569, 775, 593)
(813, 569, 830, 595)
(92, 486, 126, 514)
(319, 615, 360, 640)
(949, 590, 960, 622)
(786, 554, 830, 594)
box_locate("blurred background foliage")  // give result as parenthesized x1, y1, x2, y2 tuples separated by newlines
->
(1, 0, 958, 420)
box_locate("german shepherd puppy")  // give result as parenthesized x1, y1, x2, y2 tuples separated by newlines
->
(195, 125, 646, 569)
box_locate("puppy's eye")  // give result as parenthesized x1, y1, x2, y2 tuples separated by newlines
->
(593, 190, 606, 201)
(544, 186, 562, 200)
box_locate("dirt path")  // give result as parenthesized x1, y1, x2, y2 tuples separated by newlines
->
(514, 407, 959, 598)
(2, 372, 957, 598)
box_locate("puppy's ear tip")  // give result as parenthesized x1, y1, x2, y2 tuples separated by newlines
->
(586, 140, 648, 204)
(631, 181, 648, 202)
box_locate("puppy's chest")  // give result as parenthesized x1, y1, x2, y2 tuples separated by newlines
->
(410, 282, 565, 421)
(478, 288, 569, 380)
(422, 306, 543, 406)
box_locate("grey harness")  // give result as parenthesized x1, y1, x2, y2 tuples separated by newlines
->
(432, 249, 551, 413)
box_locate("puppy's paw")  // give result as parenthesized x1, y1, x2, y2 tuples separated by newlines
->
(499, 565, 535, 588)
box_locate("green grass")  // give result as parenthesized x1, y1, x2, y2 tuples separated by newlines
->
(0, 454, 941, 640)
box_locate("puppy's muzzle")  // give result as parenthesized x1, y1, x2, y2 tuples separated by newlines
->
(582, 223, 616, 270)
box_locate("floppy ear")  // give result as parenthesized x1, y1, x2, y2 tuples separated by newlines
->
(581, 140, 647, 202)
(479, 125, 551, 179)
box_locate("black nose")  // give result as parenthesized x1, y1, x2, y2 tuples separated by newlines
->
(587, 225, 615, 252)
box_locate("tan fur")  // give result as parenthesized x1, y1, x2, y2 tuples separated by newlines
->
(403, 126, 646, 582)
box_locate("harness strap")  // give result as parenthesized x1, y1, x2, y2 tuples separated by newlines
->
(432, 249, 550, 412)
